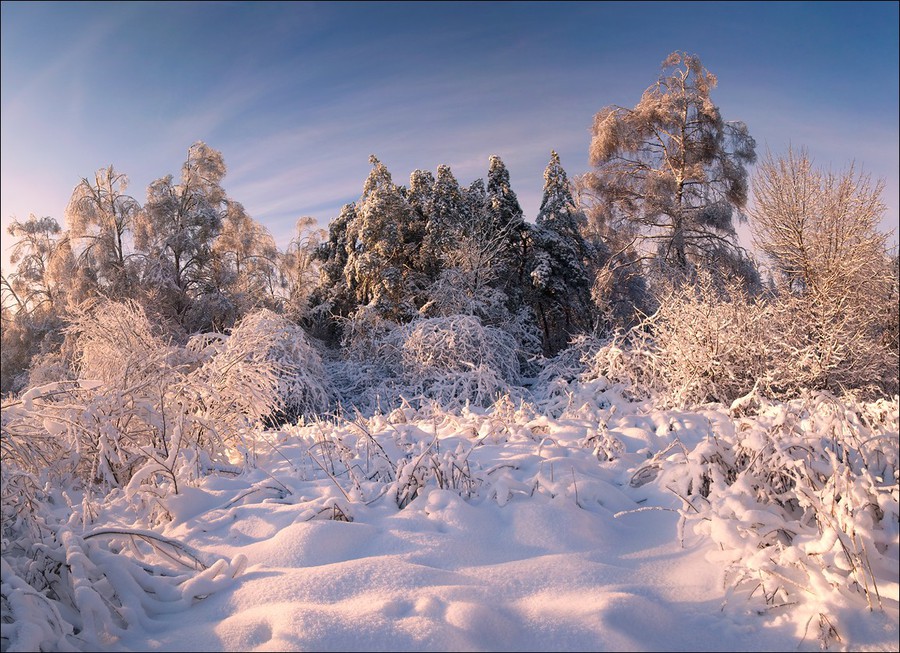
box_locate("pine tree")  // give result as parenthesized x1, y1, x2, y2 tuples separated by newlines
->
(308, 203, 359, 343)
(485, 155, 529, 313)
(404, 168, 436, 290)
(418, 164, 465, 280)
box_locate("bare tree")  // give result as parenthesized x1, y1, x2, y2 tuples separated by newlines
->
(751, 147, 897, 394)
(281, 216, 326, 320)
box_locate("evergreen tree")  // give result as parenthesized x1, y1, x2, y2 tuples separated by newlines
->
(485, 155, 529, 313)
(344, 156, 418, 321)
(529, 151, 593, 353)
(406, 169, 435, 219)
(403, 169, 435, 295)
(309, 203, 359, 343)
(428, 165, 467, 256)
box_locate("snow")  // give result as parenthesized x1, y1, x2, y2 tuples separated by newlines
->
(4, 389, 894, 652)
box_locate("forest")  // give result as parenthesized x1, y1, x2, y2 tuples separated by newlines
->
(1, 52, 898, 651)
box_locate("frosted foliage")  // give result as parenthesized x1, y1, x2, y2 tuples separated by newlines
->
(133, 142, 227, 327)
(282, 216, 326, 320)
(587, 51, 755, 270)
(337, 314, 522, 410)
(424, 265, 510, 322)
(387, 316, 520, 408)
(427, 165, 466, 250)
(751, 148, 897, 395)
(223, 309, 331, 420)
(65, 166, 139, 294)
(4, 215, 69, 314)
(637, 272, 769, 405)
(537, 150, 582, 236)
(529, 151, 593, 354)
(209, 201, 280, 323)
(583, 267, 896, 406)
(395, 315, 520, 382)
(2, 302, 291, 514)
(69, 299, 176, 391)
(487, 155, 524, 233)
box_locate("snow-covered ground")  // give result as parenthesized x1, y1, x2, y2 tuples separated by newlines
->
(6, 382, 895, 652)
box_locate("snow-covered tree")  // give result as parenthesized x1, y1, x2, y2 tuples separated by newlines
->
(65, 165, 140, 297)
(344, 156, 418, 321)
(585, 52, 756, 274)
(422, 178, 512, 324)
(281, 216, 327, 321)
(135, 142, 227, 329)
(203, 200, 281, 328)
(3, 216, 68, 316)
(405, 168, 435, 271)
(529, 151, 593, 353)
(425, 165, 466, 262)
(1, 216, 77, 395)
(751, 147, 897, 394)
(486, 155, 532, 316)
(309, 203, 359, 343)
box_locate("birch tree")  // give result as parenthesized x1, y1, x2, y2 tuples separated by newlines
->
(751, 147, 897, 394)
(135, 142, 227, 327)
(65, 165, 140, 296)
(586, 51, 756, 273)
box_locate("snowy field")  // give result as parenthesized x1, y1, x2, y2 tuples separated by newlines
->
(3, 378, 897, 652)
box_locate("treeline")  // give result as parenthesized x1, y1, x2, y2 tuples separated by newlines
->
(2, 52, 897, 405)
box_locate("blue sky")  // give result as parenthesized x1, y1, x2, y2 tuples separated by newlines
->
(2, 1, 898, 271)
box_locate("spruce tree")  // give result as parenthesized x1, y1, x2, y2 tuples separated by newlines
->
(530, 151, 593, 353)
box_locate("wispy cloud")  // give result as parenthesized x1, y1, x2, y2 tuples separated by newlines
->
(2, 1, 897, 273)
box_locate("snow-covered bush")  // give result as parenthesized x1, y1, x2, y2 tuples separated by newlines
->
(0, 300, 264, 650)
(1, 302, 294, 511)
(752, 148, 898, 400)
(1, 491, 246, 651)
(584, 267, 898, 407)
(390, 315, 522, 409)
(332, 313, 525, 413)
(580, 332, 660, 403)
(640, 390, 899, 623)
(67, 299, 181, 393)
(339, 304, 397, 364)
(638, 272, 770, 405)
(395, 315, 519, 383)
(191, 309, 332, 424)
